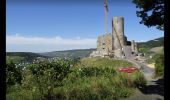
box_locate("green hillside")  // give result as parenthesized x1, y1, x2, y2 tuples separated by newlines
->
(137, 37, 164, 53)
(6, 52, 47, 63)
(39, 48, 96, 58)
(6, 49, 96, 63)
(138, 37, 164, 49)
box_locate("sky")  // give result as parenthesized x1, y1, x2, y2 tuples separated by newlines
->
(6, 0, 164, 52)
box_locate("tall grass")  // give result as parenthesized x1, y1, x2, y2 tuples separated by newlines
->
(6, 57, 146, 100)
(52, 58, 146, 100)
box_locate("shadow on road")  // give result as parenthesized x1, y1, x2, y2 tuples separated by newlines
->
(138, 77, 164, 96)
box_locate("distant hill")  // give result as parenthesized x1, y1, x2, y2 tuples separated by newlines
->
(138, 37, 164, 49)
(6, 52, 48, 63)
(39, 48, 96, 58)
(137, 37, 164, 53)
(7, 37, 163, 62)
(6, 49, 96, 62)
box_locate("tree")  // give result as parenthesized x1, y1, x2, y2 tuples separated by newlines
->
(132, 0, 164, 30)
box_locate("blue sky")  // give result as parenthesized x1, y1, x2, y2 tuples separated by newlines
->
(6, 0, 164, 52)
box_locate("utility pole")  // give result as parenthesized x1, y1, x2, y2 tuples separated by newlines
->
(104, 0, 109, 34)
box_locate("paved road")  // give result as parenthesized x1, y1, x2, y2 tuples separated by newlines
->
(121, 59, 164, 100)
(127, 59, 155, 80)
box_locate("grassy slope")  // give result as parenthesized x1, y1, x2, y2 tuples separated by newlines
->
(53, 58, 146, 99)
(78, 57, 133, 68)
(150, 46, 163, 53)
(138, 37, 163, 53)
(138, 37, 164, 49)
(6, 57, 146, 100)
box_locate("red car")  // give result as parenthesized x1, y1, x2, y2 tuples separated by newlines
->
(118, 67, 138, 73)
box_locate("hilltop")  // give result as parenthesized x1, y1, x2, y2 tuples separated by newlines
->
(138, 37, 164, 49)
(39, 48, 96, 58)
(137, 37, 164, 54)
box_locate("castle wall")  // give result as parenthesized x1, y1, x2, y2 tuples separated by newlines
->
(91, 16, 139, 58)
(123, 46, 132, 58)
(134, 42, 138, 53)
(112, 17, 125, 50)
(97, 35, 104, 51)
(97, 33, 112, 52)
(124, 36, 127, 45)
(104, 33, 112, 51)
(131, 40, 135, 52)
(112, 17, 125, 58)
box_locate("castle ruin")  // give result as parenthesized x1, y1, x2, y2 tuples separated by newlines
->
(90, 1, 138, 59)
(90, 17, 138, 59)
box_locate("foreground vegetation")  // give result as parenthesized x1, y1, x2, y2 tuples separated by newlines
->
(6, 57, 146, 100)
(137, 36, 164, 77)
(146, 48, 164, 77)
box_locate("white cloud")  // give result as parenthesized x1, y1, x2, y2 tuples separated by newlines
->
(135, 40, 147, 42)
(6, 34, 96, 52)
(6, 34, 96, 46)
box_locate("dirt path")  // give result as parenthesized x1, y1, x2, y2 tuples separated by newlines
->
(121, 59, 164, 100)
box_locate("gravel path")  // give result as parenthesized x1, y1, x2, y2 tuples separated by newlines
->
(121, 59, 164, 100)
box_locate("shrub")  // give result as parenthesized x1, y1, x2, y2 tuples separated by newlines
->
(133, 72, 146, 88)
(6, 59, 22, 87)
(9, 59, 72, 99)
(155, 53, 164, 77)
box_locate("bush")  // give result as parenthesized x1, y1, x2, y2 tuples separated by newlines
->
(6, 59, 22, 87)
(155, 53, 164, 77)
(133, 72, 146, 88)
(6, 59, 72, 100)
(54, 64, 145, 99)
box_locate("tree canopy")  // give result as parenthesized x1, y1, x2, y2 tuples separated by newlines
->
(132, 0, 164, 30)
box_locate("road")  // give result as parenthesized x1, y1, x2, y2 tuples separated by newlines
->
(126, 59, 155, 80)
(121, 58, 164, 100)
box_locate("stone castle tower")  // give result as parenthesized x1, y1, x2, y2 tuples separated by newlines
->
(90, 16, 138, 58)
